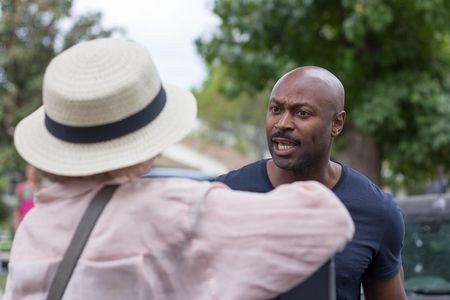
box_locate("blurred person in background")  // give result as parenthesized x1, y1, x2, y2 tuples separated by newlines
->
(13, 164, 42, 231)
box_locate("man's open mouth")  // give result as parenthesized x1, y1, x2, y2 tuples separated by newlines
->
(272, 138, 299, 155)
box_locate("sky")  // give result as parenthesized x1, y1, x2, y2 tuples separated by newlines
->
(73, 0, 219, 90)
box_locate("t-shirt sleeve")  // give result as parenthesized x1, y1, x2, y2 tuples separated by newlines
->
(191, 180, 355, 299)
(366, 195, 405, 280)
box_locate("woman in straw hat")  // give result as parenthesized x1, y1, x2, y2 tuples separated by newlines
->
(4, 38, 354, 300)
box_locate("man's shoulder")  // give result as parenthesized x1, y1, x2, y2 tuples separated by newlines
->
(338, 164, 397, 213)
(216, 159, 272, 192)
(334, 166, 404, 286)
(340, 165, 386, 194)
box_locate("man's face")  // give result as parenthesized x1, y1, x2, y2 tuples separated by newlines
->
(265, 76, 338, 172)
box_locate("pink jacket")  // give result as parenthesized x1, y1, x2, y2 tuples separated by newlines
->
(4, 177, 354, 300)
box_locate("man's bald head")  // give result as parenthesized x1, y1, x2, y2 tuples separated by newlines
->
(266, 65, 347, 166)
(271, 66, 345, 113)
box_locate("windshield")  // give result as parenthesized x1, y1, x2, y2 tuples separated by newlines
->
(402, 222, 450, 293)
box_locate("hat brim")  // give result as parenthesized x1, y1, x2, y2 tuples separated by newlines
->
(14, 83, 197, 176)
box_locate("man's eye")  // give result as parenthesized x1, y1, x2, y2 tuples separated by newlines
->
(297, 110, 311, 117)
(270, 106, 281, 113)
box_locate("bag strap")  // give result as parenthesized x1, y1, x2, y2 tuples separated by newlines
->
(46, 184, 119, 300)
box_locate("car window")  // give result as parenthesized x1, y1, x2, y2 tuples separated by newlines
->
(397, 194, 450, 296)
(403, 222, 450, 291)
(144, 167, 216, 181)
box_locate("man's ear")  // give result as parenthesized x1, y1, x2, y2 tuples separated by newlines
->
(331, 110, 346, 136)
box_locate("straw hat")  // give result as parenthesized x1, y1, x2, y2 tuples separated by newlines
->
(14, 38, 197, 176)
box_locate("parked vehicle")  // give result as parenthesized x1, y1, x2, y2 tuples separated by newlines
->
(144, 167, 216, 181)
(397, 193, 450, 299)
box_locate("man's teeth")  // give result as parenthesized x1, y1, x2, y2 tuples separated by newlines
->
(277, 143, 294, 150)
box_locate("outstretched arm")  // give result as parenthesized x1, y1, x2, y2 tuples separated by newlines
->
(195, 180, 355, 299)
(363, 268, 407, 300)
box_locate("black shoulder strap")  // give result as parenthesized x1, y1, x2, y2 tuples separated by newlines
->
(46, 184, 119, 300)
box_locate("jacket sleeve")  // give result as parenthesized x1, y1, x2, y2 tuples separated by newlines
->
(190, 180, 354, 300)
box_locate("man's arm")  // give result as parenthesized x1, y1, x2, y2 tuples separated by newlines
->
(363, 191, 406, 300)
(362, 268, 407, 300)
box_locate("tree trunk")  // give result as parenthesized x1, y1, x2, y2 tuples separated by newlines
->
(335, 127, 382, 186)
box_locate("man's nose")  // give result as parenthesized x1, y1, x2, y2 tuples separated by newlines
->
(274, 112, 294, 129)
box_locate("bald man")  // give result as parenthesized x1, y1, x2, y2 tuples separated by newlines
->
(217, 66, 407, 300)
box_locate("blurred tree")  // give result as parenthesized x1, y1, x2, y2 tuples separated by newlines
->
(193, 66, 268, 158)
(196, 0, 450, 186)
(0, 0, 122, 221)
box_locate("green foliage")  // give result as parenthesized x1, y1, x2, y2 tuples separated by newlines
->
(197, 0, 450, 185)
(0, 0, 121, 221)
(355, 71, 450, 183)
(0, 272, 7, 291)
(193, 66, 269, 157)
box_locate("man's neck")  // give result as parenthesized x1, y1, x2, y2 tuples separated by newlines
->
(266, 159, 342, 189)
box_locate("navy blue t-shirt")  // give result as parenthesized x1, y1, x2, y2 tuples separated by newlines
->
(216, 159, 404, 300)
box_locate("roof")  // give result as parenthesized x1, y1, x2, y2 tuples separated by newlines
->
(396, 193, 450, 224)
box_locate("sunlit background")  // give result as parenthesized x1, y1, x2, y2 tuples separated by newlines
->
(1, 0, 450, 297)
(74, 0, 219, 90)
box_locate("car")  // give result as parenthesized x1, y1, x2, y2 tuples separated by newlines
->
(144, 167, 216, 181)
(396, 193, 450, 299)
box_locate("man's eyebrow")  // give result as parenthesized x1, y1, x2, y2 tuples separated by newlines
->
(269, 97, 315, 109)
(269, 97, 281, 104)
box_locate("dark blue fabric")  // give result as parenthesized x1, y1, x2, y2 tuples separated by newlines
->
(216, 159, 404, 300)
